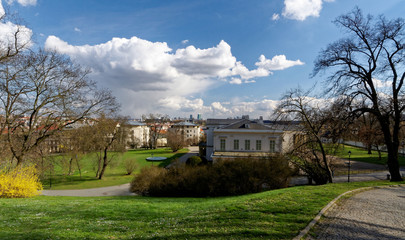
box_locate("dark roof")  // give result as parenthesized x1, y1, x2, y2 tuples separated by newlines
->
(206, 119, 241, 126)
(222, 119, 271, 130)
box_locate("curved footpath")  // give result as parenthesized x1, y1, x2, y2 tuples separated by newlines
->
(306, 185, 405, 240)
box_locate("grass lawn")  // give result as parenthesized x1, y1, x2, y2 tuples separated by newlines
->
(0, 181, 402, 240)
(335, 145, 405, 166)
(41, 148, 188, 190)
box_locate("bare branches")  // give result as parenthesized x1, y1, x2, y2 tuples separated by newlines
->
(313, 7, 404, 181)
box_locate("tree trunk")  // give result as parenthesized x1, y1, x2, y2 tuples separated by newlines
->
(387, 148, 403, 181)
(367, 145, 372, 154)
(98, 147, 108, 180)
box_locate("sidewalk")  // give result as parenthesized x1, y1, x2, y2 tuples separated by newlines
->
(310, 185, 405, 239)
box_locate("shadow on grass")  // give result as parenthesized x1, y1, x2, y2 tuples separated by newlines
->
(159, 152, 187, 167)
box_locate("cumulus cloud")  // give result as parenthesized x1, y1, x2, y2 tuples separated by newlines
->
(74, 27, 81, 32)
(282, 0, 333, 21)
(256, 54, 304, 70)
(6, 0, 37, 6)
(0, 2, 33, 51)
(44, 35, 303, 116)
(181, 39, 189, 44)
(372, 78, 392, 89)
(272, 13, 280, 21)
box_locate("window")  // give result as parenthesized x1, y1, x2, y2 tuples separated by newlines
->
(256, 140, 262, 151)
(269, 140, 276, 153)
(234, 139, 239, 150)
(245, 140, 250, 150)
(220, 139, 226, 151)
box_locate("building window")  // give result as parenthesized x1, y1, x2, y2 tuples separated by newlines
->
(220, 139, 226, 151)
(269, 140, 276, 153)
(234, 139, 239, 150)
(256, 140, 262, 151)
(245, 140, 250, 150)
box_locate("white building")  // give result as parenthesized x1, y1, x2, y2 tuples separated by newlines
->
(169, 121, 201, 146)
(126, 121, 150, 149)
(205, 118, 298, 161)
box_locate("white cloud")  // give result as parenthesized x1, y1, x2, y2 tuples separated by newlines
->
(255, 54, 304, 71)
(282, 0, 332, 21)
(0, 1, 4, 16)
(74, 27, 81, 32)
(272, 13, 280, 21)
(0, 19, 32, 52)
(44, 35, 303, 116)
(6, 0, 37, 6)
(181, 39, 189, 44)
(372, 78, 392, 89)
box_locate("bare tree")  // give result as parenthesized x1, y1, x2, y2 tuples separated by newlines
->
(0, 50, 117, 166)
(313, 7, 404, 181)
(89, 115, 127, 180)
(276, 88, 349, 184)
(167, 127, 186, 152)
(143, 114, 169, 149)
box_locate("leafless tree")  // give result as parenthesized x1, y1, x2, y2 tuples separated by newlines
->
(167, 127, 186, 152)
(276, 88, 350, 184)
(143, 113, 169, 149)
(313, 7, 404, 181)
(0, 49, 117, 166)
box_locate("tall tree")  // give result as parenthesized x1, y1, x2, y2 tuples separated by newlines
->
(313, 8, 404, 181)
(0, 50, 117, 166)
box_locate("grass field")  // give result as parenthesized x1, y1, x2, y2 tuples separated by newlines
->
(41, 148, 188, 190)
(0, 181, 402, 240)
(335, 145, 405, 166)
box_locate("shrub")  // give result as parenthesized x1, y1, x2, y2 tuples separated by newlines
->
(124, 158, 138, 175)
(129, 166, 165, 195)
(0, 166, 43, 198)
(186, 156, 202, 166)
(130, 155, 293, 197)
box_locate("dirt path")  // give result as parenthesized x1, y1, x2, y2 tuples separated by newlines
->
(41, 183, 135, 197)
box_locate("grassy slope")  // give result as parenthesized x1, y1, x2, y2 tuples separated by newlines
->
(0, 181, 402, 240)
(335, 145, 405, 166)
(42, 148, 188, 190)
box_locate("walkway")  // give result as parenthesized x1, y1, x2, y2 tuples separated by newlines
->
(310, 185, 405, 240)
(41, 183, 135, 197)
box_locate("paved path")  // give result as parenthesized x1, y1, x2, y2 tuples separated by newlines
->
(42, 146, 199, 197)
(41, 183, 135, 197)
(310, 185, 405, 240)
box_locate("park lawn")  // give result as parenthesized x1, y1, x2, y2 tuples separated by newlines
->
(335, 145, 405, 166)
(41, 148, 188, 190)
(0, 181, 402, 240)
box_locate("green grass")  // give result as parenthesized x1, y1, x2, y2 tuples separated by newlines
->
(41, 148, 188, 190)
(335, 145, 405, 166)
(0, 181, 402, 240)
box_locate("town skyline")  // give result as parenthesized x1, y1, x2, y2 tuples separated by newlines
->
(1, 0, 403, 119)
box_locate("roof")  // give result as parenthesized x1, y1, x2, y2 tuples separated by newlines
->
(206, 118, 241, 126)
(173, 121, 197, 126)
(222, 119, 271, 130)
(127, 120, 146, 126)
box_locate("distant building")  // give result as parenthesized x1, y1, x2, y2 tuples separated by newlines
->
(168, 121, 201, 146)
(125, 121, 150, 149)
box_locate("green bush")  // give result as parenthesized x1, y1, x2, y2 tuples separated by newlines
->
(130, 155, 293, 197)
(186, 156, 202, 166)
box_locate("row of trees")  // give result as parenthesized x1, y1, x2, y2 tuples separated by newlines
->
(277, 7, 404, 182)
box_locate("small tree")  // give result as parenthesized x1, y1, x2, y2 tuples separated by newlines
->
(276, 88, 348, 184)
(167, 127, 186, 152)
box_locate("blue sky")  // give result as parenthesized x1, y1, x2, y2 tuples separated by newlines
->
(1, 0, 404, 119)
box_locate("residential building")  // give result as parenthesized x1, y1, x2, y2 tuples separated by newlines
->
(168, 121, 201, 146)
(125, 121, 150, 149)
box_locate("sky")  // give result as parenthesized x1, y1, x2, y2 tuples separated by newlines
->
(0, 0, 404, 119)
